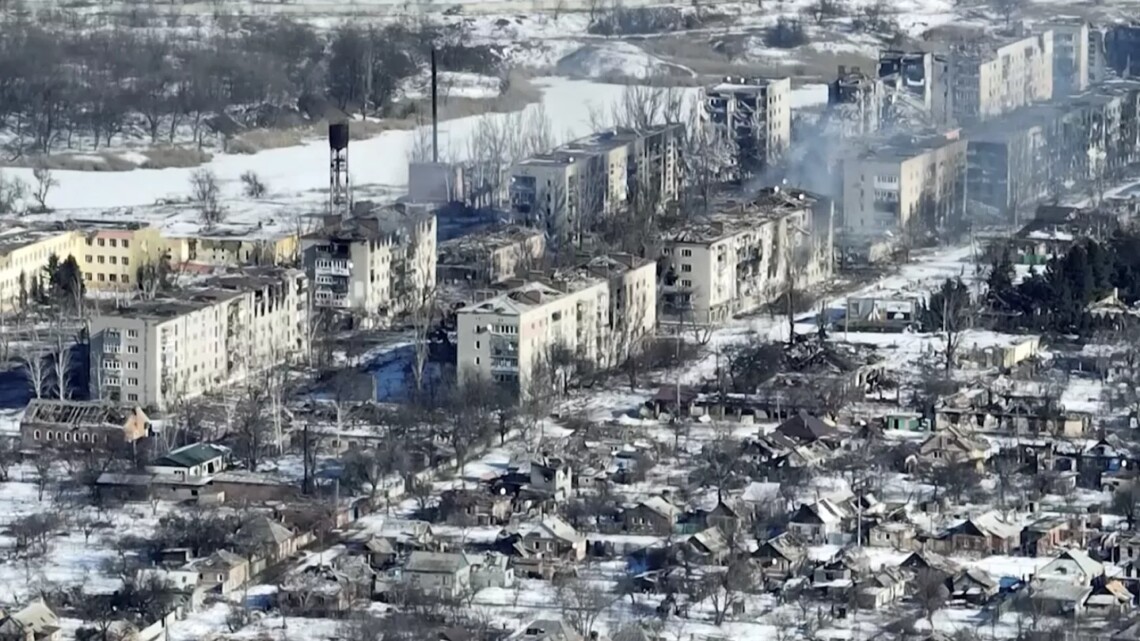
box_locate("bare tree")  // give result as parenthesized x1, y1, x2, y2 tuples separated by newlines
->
(992, 0, 1025, 27)
(240, 170, 267, 198)
(31, 162, 57, 212)
(695, 560, 756, 625)
(189, 168, 224, 227)
(913, 569, 949, 629)
(0, 171, 28, 215)
(554, 576, 614, 638)
(20, 332, 51, 400)
(50, 322, 75, 400)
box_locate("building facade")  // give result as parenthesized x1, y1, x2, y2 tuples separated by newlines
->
(457, 278, 610, 394)
(1050, 21, 1091, 96)
(878, 51, 952, 126)
(301, 208, 436, 322)
(508, 124, 682, 244)
(73, 221, 165, 292)
(88, 268, 309, 409)
(842, 130, 968, 237)
(703, 77, 792, 179)
(950, 32, 1055, 122)
(164, 229, 299, 268)
(660, 187, 833, 324)
(0, 228, 79, 313)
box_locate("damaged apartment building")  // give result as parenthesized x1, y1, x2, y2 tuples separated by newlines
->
(949, 31, 1055, 123)
(877, 50, 953, 127)
(827, 66, 884, 138)
(966, 80, 1140, 224)
(300, 204, 437, 325)
(659, 186, 833, 324)
(703, 77, 792, 180)
(840, 130, 967, 247)
(437, 225, 545, 288)
(87, 267, 310, 409)
(508, 124, 682, 245)
(455, 254, 656, 394)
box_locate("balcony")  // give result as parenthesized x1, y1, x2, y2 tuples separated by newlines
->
(314, 259, 352, 277)
(491, 358, 519, 372)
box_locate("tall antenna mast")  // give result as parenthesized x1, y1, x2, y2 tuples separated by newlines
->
(431, 47, 439, 164)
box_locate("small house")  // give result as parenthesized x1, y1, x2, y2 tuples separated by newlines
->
(186, 550, 249, 595)
(513, 517, 585, 561)
(949, 568, 999, 604)
(0, 600, 60, 641)
(868, 521, 917, 550)
(623, 497, 678, 534)
(705, 499, 749, 533)
(1033, 549, 1105, 588)
(944, 512, 1021, 555)
(753, 532, 806, 578)
(437, 489, 512, 526)
(403, 552, 473, 598)
(787, 499, 849, 544)
(530, 458, 573, 500)
(855, 567, 907, 609)
(147, 442, 229, 478)
(917, 427, 988, 470)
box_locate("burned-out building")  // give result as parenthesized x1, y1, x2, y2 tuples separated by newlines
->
(877, 50, 952, 126)
(703, 77, 792, 180)
(827, 66, 883, 137)
(508, 124, 683, 245)
(660, 186, 833, 324)
(437, 226, 545, 287)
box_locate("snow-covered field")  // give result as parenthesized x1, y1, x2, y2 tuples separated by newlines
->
(12, 77, 828, 233)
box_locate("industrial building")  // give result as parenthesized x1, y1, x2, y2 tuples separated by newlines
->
(841, 130, 968, 238)
(87, 267, 309, 409)
(508, 124, 683, 245)
(300, 206, 437, 324)
(703, 77, 792, 179)
(659, 187, 833, 324)
(437, 225, 546, 287)
(949, 32, 1055, 122)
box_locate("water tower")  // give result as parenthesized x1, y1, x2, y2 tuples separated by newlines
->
(329, 122, 351, 217)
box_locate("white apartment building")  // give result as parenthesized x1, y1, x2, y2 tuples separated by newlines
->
(951, 32, 1055, 122)
(301, 207, 437, 322)
(88, 268, 309, 409)
(456, 253, 659, 394)
(457, 278, 610, 395)
(842, 130, 968, 236)
(508, 124, 682, 244)
(571, 254, 657, 361)
(703, 77, 792, 178)
(660, 187, 833, 324)
(0, 228, 78, 313)
(1050, 22, 1091, 96)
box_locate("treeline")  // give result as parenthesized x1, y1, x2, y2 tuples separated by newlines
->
(0, 16, 503, 156)
(985, 232, 1140, 335)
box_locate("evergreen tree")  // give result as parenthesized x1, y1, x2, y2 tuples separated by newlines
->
(922, 277, 972, 332)
(985, 248, 1015, 310)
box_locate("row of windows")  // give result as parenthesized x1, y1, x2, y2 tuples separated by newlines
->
(31, 430, 109, 443)
(85, 237, 131, 248)
(84, 273, 130, 283)
(662, 248, 694, 257)
(86, 255, 129, 266)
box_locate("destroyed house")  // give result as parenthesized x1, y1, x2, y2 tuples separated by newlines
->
(20, 399, 150, 449)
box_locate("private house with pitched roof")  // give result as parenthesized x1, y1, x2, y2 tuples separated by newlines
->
(147, 442, 230, 478)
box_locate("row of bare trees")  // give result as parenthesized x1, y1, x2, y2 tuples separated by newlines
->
(0, 15, 501, 157)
